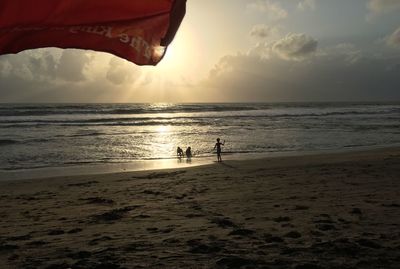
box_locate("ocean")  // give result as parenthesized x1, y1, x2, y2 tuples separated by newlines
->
(0, 103, 399, 173)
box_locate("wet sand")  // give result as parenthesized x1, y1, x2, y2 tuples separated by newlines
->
(0, 147, 399, 269)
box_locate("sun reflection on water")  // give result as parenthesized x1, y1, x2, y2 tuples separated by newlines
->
(145, 124, 176, 160)
(148, 103, 174, 111)
(157, 125, 169, 133)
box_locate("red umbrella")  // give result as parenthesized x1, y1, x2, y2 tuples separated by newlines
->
(0, 0, 186, 65)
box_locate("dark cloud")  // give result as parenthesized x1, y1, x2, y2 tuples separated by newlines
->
(202, 42, 400, 102)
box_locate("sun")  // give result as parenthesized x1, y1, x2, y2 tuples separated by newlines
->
(149, 22, 201, 80)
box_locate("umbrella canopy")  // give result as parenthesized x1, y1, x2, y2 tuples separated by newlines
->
(0, 0, 186, 65)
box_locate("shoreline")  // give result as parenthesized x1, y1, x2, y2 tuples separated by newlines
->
(0, 146, 399, 268)
(1, 143, 400, 181)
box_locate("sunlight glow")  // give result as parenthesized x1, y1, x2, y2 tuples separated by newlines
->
(145, 22, 202, 81)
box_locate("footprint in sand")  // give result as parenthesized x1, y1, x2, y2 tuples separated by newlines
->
(356, 238, 381, 249)
(186, 239, 222, 254)
(216, 256, 257, 268)
(47, 229, 65, 236)
(185, 213, 205, 218)
(264, 233, 284, 243)
(81, 197, 114, 205)
(211, 217, 237, 228)
(273, 216, 291, 223)
(88, 236, 113, 246)
(294, 205, 310, 210)
(92, 205, 140, 222)
(26, 240, 47, 246)
(143, 189, 162, 195)
(7, 234, 31, 241)
(350, 207, 362, 215)
(316, 224, 336, 231)
(284, 231, 302, 239)
(66, 250, 92, 259)
(67, 228, 83, 234)
(67, 181, 98, 187)
(0, 243, 19, 253)
(293, 263, 323, 269)
(228, 228, 255, 237)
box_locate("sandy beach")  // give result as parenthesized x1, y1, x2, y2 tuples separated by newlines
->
(0, 148, 399, 269)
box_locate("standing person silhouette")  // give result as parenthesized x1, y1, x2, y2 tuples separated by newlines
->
(185, 146, 192, 163)
(185, 146, 192, 159)
(214, 138, 225, 162)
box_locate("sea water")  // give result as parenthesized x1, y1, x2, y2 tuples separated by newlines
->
(0, 103, 399, 172)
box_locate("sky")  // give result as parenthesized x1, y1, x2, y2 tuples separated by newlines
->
(0, 0, 400, 103)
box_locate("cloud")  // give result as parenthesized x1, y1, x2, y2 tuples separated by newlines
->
(247, 0, 288, 20)
(0, 49, 93, 83)
(106, 57, 140, 85)
(386, 26, 400, 48)
(56, 49, 92, 82)
(249, 24, 281, 39)
(202, 41, 400, 102)
(0, 49, 149, 102)
(367, 0, 400, 14)
(298, 0, 316, 11)
(320, 43, 364, 64)
(272, 33, 318, 61)
(0, 51, 55, 81)
(247, 33, 318, 61)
